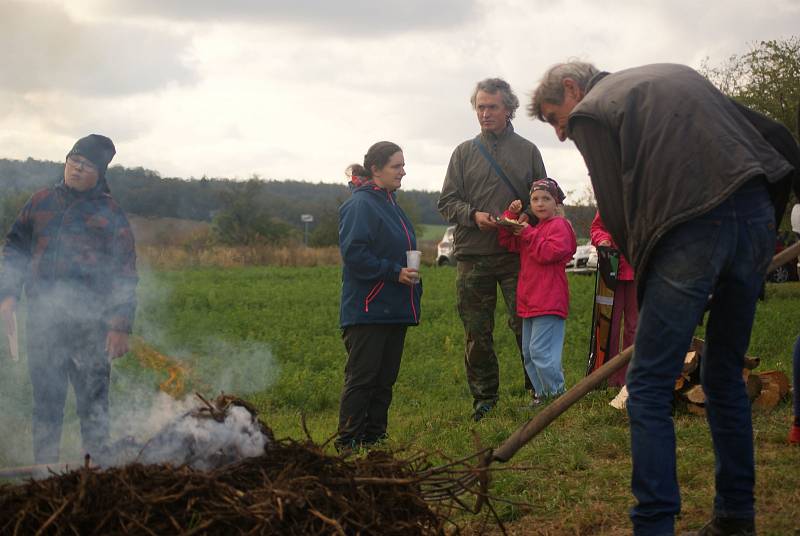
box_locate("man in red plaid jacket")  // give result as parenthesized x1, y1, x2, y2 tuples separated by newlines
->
(0, 134, 137, 464)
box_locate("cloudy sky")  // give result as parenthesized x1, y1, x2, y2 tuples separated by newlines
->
(0, 0, 797, 197)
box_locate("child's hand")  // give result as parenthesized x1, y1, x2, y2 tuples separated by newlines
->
(508, 200, 522, 214)
(513, 221, 529, 235)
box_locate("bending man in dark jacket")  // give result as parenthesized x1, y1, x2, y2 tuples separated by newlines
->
(529, 62, 798, 536)
(0, 134, 138, 464)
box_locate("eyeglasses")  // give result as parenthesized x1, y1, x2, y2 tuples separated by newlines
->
(67, 155, 98, 172)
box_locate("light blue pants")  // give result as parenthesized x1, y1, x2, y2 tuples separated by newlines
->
(521, 315, 566, 397)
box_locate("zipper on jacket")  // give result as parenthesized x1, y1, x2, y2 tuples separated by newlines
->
(388, 193, 418, 322)
(364, 281, 385, 312)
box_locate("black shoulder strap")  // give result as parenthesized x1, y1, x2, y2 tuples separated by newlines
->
(472, 137, 529, 210)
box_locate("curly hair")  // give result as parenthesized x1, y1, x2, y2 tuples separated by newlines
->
(470, 78, 520, 119)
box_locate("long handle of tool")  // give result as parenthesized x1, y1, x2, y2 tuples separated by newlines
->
(491, 237, 792, 464)
(491, 345, 634, 463)
(767, 240, 800, 274)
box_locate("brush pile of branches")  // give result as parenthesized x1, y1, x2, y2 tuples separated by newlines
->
(0, 394, 486, 535)
(0, 442, 453, 535)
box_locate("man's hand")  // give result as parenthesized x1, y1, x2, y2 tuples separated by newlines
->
(106, 331, 130, 359)
(399, 267, 420, 286)
(473, 211, 498, 231)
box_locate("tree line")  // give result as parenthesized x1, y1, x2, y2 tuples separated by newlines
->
(0, 157, 601, 245)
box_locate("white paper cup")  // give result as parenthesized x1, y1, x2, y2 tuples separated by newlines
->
(406, 250, 422, 270)
(406, 250, 422, 283)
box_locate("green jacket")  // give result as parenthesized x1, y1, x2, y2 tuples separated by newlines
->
(437, 124, 547, 257)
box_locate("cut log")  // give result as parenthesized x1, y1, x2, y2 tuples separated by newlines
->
(686, 403, 706, 416)
(757, 370, 790, 399)
(609, 385, 628, 410)
(685, 385, 706, 405)
(744, 372, 762, 402)
(682, 350, 699, 375)
(674, 375, 686, 391)
(743, 356, 761, 370)
(753, 382, 781, 410)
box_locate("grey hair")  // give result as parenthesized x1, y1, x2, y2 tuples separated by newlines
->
(470, 78, 520, 119)
(528, 61, 600, 121)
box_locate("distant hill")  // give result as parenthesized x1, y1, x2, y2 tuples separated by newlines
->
(0, 157, 596, 238)
(0, 157, 446, 229)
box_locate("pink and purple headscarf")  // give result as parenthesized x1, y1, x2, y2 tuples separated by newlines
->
(531, 178, 566, 204)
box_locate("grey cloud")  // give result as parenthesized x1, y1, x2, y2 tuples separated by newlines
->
(0, 1, 197, 96)
(103, 0, 476, 34)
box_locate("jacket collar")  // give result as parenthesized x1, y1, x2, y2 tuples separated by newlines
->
(585, 71, 610, 95)
(479, 121, 515, 143)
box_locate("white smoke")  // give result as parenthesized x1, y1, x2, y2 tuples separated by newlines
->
(135, 403, 269, 470)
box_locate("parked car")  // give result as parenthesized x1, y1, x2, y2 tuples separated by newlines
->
(767, 240, 800, 283)
(566, 243, 597, 274)
(436, 226, 455, 266)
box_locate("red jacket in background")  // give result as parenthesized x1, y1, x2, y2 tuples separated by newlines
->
(590, 212, 634, 281)
(497, 213, 577, 319)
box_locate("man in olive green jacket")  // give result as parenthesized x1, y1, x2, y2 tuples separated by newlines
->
(438, 77, 547, 421)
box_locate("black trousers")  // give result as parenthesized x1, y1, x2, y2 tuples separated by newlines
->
(337, 324, 407, 445)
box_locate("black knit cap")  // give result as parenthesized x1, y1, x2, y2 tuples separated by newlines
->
(66, 134, 116, 175)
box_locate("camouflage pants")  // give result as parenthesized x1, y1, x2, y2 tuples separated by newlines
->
(456, 253, 530, 409)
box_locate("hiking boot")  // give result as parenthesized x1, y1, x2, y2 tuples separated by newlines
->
(686, 516, 756, 536)
(472, 403, 494, 422)
(788, 423, 800, 445)
(334, 438, 359, 456)
(361, 433, 389, 449)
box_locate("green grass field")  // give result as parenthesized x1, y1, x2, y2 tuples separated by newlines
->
(1, 266, 797, 534)
(419, 223, 450, 242)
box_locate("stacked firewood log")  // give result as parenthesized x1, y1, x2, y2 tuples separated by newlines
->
(610, 338, 792, 413)
(674, 338, 791, 414)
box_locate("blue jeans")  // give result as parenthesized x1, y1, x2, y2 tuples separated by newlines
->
(521, 315, 566, 397)
(627, 179, 774, 535)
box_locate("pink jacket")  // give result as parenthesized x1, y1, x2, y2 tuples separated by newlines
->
(589, 212, 634, 281)
(497, 213, 577, 319)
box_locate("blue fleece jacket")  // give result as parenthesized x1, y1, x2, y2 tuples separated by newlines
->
(338, 182, 422, 327)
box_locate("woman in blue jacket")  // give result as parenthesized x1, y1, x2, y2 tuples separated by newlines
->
(336, 141, 422, 452)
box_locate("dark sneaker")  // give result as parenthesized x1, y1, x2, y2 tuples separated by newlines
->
(361, 433, 389, 449)
(529, 394, 542, 407)
(690, 516, 756, 536)
(472, 403, 494, 422)
(334, 438, 359, 456)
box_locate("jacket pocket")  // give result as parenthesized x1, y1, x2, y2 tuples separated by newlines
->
(364, 281, 385, 312)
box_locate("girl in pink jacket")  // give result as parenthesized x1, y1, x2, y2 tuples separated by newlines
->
(498, 178, 577, 401)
